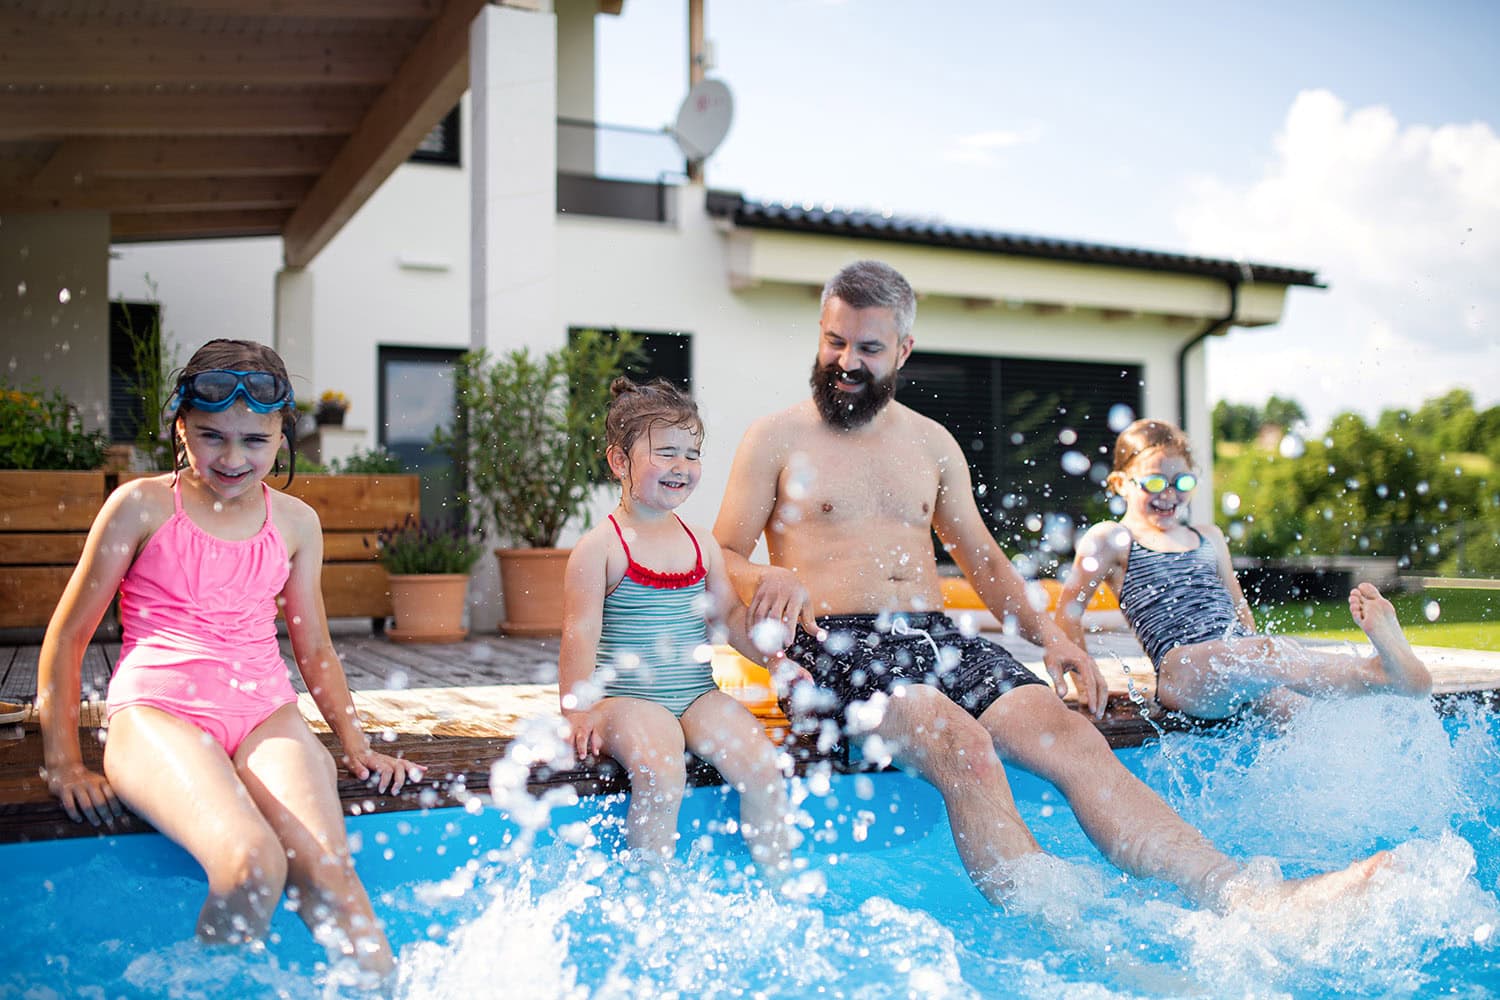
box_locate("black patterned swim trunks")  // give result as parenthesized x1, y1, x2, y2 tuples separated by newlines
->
(786, 612, 1046, 720)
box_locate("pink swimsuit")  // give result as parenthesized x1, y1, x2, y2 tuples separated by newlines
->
(107, 481, 299, 756)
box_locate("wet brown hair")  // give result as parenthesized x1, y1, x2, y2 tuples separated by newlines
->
(171, 338, 299, 485)
(604, 376, 702, 482)
(1107, 418, 1194, 494)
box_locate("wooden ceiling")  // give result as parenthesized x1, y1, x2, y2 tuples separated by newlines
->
(0, 0, 503, 266)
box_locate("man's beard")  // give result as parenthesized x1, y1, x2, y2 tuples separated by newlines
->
(809, 360, 898, 430)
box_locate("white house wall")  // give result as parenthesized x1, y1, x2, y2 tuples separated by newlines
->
(3, 212, 111, 431)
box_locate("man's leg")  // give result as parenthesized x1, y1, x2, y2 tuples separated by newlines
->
(867, 684, 1042, 904)
(978, 684, 1238, 906)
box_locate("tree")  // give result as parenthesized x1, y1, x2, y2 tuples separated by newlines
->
(1212, 400, 1261, 443)
(1260, 395, 1307, 432)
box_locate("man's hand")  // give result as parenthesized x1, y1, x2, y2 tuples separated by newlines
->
(748, 566, 824, 647)
(1041, 636, 1110, 719)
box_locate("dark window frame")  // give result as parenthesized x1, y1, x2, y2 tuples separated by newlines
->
(409, 106, 461, 166)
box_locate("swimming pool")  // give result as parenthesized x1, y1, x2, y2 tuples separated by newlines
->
(1, 695, 1496, 998)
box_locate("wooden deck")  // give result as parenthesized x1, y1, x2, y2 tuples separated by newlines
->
(4, 623, 1499, 844)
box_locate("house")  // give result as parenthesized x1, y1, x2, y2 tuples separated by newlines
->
(1, 1, 1320, 632)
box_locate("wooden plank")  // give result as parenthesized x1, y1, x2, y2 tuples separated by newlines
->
(323, 531, 381, 561)
(0, 471, 106, 531)
(3, 175, 313, 214)
(0, 646, 37, 701)
(111, 209, 292, 242)
(283, 0, 486, 266)
(0, 90, 373, 141)
(319, 562, 392, 619)
(275, 474, 420, 531)
(0, 568, 69, 629)
(151, 0, 444, 17)
(0, 14, 412, 87)
(0, 533, 87, 566)
(29, 137, 341, 187)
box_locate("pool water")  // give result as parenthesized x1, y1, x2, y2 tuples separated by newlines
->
(1, 695, 1496, 999)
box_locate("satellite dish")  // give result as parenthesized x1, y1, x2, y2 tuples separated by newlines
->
(672, 78, 734, 162)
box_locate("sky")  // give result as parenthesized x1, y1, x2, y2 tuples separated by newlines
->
(596, 0, 1500, 432)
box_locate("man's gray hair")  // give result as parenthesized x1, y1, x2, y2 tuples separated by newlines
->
(820, 260, 916, 339)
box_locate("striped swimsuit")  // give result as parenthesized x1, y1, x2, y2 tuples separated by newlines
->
(596, 514, 718, 717)
(1117, 528, 1254, 669)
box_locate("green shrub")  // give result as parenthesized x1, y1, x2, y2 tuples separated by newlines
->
(374, 515, 482, 575)
(327, 446, 404, 475)
(0, 383, 110, 470)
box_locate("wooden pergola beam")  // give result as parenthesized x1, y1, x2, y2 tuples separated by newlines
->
(282, 0, 487, 267)
(3, 176, 311, 214)
(0, 91, 373, 141)
(112, 208, 293, 242)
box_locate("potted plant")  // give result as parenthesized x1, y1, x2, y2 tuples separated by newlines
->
(315, 389, 349, 427)
(374, 515, 482, 643)
(445, 330, 640, 636)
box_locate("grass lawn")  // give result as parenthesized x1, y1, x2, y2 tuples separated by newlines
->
(1260, 586, 1500, 651)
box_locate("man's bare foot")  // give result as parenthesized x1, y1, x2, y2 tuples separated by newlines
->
(1222, 851, 1394, 914)
(1349, 582, 1432, 695)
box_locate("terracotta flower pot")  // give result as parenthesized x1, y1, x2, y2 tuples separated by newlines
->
(387, 573, 469, 644)
(494, 547, 570, 637)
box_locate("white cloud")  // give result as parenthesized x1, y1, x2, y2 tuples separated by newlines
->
(942, 125, 1043, 166)
(1178, 89, 1500, 427)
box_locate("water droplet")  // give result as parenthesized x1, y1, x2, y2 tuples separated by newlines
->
(1278, 433, 1305, 459)
(1221, 492, 1241, 515)
(1057, 428, 1078, 446)
(57, 288, 71, 304)
(1059, 451, 1090, 476)
(1424, 600, 1441, 622)
(1107, 403, 1135, 432)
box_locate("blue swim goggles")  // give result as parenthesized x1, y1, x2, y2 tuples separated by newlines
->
(172, 369, 296, 414)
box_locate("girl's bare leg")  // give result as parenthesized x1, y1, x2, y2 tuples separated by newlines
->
(103, 707, 288, 945)
(1158, 586, 1431, 719)
(680, 690, 793, 874)
(591, 697, 690, 859)
(234, 705, 392, 978)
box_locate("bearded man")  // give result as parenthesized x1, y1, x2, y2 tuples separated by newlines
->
(713, 259, 1388, 911)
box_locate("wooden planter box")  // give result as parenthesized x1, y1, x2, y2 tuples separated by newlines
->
(0, 470, 108, 630)
(0, 471, 421, 630)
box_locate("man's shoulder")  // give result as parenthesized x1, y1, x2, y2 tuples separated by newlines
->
(742, 400, 820, 448)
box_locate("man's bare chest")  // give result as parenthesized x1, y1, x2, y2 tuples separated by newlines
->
(776, 447, 939, 528)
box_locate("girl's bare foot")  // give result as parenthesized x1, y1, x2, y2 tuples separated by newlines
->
(1349, 583, 1432, 695)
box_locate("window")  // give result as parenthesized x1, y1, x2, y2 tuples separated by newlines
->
(569, 328, 692, 481)
(378, 346, 465, 524)
(899, 353, 1142, 567)
(108, 300, 162, 443)
(410, 106, 460, 166)
(568, 328, 692, 392)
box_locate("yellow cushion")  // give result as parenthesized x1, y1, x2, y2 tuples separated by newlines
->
(941, 576, 1118, 612)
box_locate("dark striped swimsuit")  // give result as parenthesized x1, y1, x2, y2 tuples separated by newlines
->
(596, 514, 718, 717)
(1117, 528, 1254, 669)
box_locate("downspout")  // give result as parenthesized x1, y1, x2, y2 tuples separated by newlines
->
(1176, 271, 1245, 431)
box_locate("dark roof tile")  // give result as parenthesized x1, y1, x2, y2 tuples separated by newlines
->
(705, 191, 1322, 288)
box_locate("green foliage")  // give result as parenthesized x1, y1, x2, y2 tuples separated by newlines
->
(1212, 400, 1261, 443)
(442, 330, 643, 548)
(0, 382, 110, 470)
(1212, 395, 1307, 444)
(114, 279, 179, 471)
(374, 515, 482, 575)
(326, 446, 404, 475)
(1215, 393, 1500, 576)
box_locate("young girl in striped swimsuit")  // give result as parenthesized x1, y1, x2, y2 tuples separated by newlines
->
(1055, 418, 1432, 721)
(558, 378, 795, 872)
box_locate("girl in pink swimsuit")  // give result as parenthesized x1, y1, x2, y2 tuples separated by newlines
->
(38, 339, 423, 984)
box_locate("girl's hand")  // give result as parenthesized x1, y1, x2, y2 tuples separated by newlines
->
(563, 708, 603, 762)
(768, 653, 815, 699)
(43, 761, 124, 827)
(343, 748, 425, 795)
